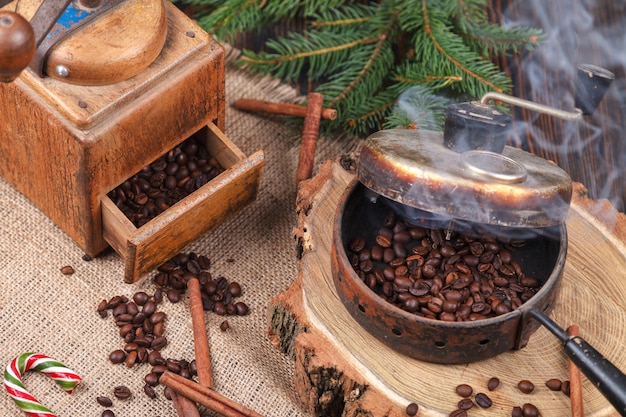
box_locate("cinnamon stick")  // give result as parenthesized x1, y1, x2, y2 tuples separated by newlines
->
(567, 325, 584, 417)
(234, 98, 337, 120)
(160, 371, 265, 417)
(295, 92, 324, 187)
(188, 278, 213, 388)
(170, 389, 201, 417)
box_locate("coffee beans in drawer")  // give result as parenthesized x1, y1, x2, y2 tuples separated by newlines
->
(107, 135, 224, 228)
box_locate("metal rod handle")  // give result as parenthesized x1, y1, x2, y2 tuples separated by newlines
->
(479, 92, 583, 121)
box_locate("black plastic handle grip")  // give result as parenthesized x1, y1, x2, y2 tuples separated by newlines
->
(564, 336, 626, 416)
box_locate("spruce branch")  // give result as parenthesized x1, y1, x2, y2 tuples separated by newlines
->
(182, 0, 544, 136)
(420, 0, 508, 94)
(329, 9, 399, 107)
(239, 31, 380, 81)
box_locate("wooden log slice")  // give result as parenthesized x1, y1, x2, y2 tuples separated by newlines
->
(268, 159, 626, 417)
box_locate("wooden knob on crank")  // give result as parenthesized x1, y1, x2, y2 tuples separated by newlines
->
(0, 11, 35, 83)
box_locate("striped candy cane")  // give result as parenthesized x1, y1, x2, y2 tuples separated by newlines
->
(4, 352, 82, 417)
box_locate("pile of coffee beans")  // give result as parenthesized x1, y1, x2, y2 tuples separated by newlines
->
(152, 252, 249, 317)
(97, 291, 169, 370)
(347, 211, 541, 321)
(96, 251, 249, 406)
(98, 288, 198, 404)
(108, 134, 225, 227)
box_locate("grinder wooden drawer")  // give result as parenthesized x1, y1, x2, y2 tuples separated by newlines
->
(102, 122, 264, 283)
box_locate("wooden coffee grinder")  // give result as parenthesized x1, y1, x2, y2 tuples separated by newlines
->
(0, 0, 264, 282)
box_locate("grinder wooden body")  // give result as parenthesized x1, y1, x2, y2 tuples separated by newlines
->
(0, 1, 264, 282)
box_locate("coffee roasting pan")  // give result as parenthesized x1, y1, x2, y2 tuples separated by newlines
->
(332, 128, 572, 364)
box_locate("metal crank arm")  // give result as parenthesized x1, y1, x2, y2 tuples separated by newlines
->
(29, 0, 126, 77)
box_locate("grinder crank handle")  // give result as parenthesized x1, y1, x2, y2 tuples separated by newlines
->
(0, 0, 122, 81)
(0, 0, 71, 82)
(527, 308, 626, 415)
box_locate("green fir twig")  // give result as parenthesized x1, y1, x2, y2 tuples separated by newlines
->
(182, 0, 544, 137)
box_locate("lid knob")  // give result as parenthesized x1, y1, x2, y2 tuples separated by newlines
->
(443, 102, 512, 154)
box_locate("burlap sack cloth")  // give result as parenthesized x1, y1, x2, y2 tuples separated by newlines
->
(0, 50, 360, 417)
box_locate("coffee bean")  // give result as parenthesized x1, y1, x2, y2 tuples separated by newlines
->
(151, 336, 167, 350)
(60, 265, 75, 275)
(102, 411, 115, 417)
(167, 289, 180, 303)
(137, 347, 148, 363)
(234, 301, 249, 316)
(153, 287, 164, 303)
(455, 384, 473, 397)
(545, 378, 562, 391)
(457, 398, 473, 410)
(227, 282, 242, 297)
(198, 255, 211, 270)
(220, 320, 230, 331)
(474, 392, 492, 408)
(405, 402, 418, 416)
(517, 380, 534, 394)
(109, 350, 126, 364)
(163, 386, 172, 400)
(153, 321, 165, 337)
(132, 291, 149, 306)
(522, 403, 539, 417)
(151, 365, 167, 375)
(487, 376, 500, 391)
(213, 301, 227, 315)
(124, 342, 138, 352)
(132, 312, 147, 325)
(144, 372, 159, 386)
(511, 406, 523, 417)
(561, 380, 570, 396)
(186, 259, 201, 275)
(113, 385, 131, 399)
(448, 409, 467, 417)
(189, 360, 197, 376)
(134, 336, 151, 348)
(147, 350, 163, 366)
(124, 350, 137, 368)
(144, 384, 157, 399)
(179, 367, 192, 379)
(96, 396, 113, 407)
(166, 359, 181, 374)
(112, 303, 127, 317)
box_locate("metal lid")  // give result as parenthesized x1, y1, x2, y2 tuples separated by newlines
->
(357, 129, 573, 227)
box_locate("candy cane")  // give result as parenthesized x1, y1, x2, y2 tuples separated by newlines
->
(4, 352, 82, 417)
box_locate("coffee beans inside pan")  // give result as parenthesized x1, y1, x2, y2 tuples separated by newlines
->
(347, 211, 540, 321)
(108, 134, 225, 227)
